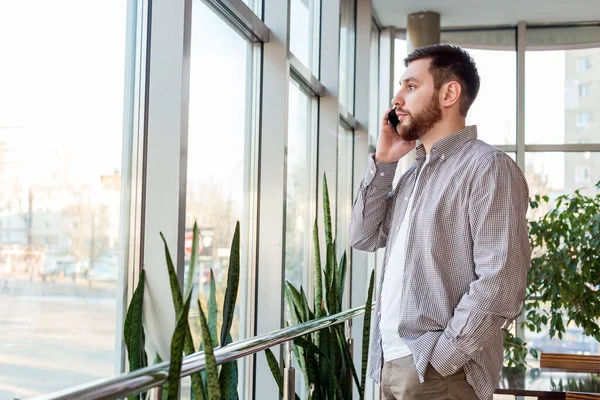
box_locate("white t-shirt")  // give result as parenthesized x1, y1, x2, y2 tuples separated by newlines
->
(380, 156, 430, 362)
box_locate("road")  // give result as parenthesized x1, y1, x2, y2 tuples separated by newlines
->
(0, 279, 117, 399)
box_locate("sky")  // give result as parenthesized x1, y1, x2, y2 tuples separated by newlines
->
(0, 0, 594, 206)
(0, 0, 127, 187)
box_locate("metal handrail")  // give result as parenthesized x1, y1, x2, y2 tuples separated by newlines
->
(32, 304, 372, 400)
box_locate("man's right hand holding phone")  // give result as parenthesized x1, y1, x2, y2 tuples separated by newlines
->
(375, 107, 416, 163)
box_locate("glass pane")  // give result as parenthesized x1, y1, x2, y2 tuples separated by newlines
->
(394, 39, 408, 99)
(336, 126, 354, 309)
(339, 0, 356, 112)
(285, 80, 316, 292)
(369, 27, 380, 145)
(524, 152, 600, 363)
(523, 306, 600, 367)
(0, 0, 128, 397)
(526, 47, 600, 144)
(464, 47, 517, 145)
(285, 79, 317, 400)
(526, 152, 600, 199)
(184, 2, 255, 397)
(336, 126, 354, 260)
(290, 0, 320, 74)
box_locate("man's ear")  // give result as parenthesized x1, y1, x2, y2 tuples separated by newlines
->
(440, 81, 461, 108)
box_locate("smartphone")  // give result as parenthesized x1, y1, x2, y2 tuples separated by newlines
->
(387, 107, 400, 136)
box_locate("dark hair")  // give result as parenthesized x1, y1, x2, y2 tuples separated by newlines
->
(404, 44, 480, 117)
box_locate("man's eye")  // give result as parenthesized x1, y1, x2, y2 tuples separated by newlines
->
(408, 85, 416, 90)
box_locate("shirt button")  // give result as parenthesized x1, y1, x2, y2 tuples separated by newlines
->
(404, 196, 408, 201)
(441, 154, 445, 160)
(380, 172, 385, 176)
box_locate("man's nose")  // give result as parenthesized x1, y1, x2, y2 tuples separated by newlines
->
(391, 90, 404, 108)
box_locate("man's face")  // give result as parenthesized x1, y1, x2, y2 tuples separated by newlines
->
(391, 58, 442, 141)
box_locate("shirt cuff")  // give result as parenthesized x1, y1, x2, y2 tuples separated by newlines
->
(365, 154, 397, 188)
(429, 331, 470, 377)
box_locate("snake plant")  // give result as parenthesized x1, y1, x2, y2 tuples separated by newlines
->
(123, 222, 241, 399)
(266, 174, 375, 399)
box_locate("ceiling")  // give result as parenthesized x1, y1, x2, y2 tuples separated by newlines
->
(373, 0, 600, 29)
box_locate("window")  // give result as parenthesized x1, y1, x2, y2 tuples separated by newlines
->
(336, 125, 354, 261)
(463, 47, 517, 145)
(526, 47, 600, 144)
(368, 25, 380, 146)
(185, 0, 257, 353)
(284, 78, 318, 400)
(393, 39, 408, 97)
(336, 125, 354, 309)
(339, 0, 356, 112)
(285, 79, 317, 293)
(0, 0, 128, 397)
(524, 152, 600, 364)
(526, 151, 600, 215)
(577, 56, 592, 72)
(289, 0, 320, 74)
(577, 111, 591, 127)
(574, 166, 592, 183)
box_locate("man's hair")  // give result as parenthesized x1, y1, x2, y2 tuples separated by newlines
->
(404, 44, 480, 117)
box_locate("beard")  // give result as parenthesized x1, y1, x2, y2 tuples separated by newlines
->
(397, 92, 442, 141)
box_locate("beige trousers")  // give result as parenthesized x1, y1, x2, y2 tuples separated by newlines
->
(380, 355, 478, 400)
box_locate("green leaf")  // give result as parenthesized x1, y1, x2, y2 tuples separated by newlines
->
(323, 173, 333, 247)
(337, 327, 360, 394)
(221, 221, 240, 346)
(294, 337, 344, 399)
(219, 360, 239, 400)
(264, 348, 284, 398)
(198, 300, 221, 400)
(313, 219, 323, 321)
(286, 281, 307, 322)
(208, 269, 219, 347)
(167, 296, 193, 400)
(124, 269, 146, 372)
(299, 286, 314, 322)
(161, 231, 183, 312)
(152, 354, 169, 400)
(160, 232, 195, 356)
(190, 368, 206, 400)
(304, 349, 322, 399)
(336, 252, 347, 310)
(161, 229, 201, 398)
(292, 341, 308, 393)
(185, 223, 200, 299)
(360, 271, 375, 400)
(529, 348, 539, 359)
(327, 251, 337, 314)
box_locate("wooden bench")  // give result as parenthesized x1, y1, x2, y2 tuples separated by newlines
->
(540, 353, 600, 373)
(566, 392, 600, 400)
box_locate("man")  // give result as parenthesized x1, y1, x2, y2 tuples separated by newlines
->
(349, 44, 531, 400)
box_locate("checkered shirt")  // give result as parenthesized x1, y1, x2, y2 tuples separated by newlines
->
(350, 126, 531, 400)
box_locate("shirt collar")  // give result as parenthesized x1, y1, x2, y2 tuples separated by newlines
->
(415, 125, 478, 162)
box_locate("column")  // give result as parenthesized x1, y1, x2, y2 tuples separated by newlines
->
(406, 11, 441, 52)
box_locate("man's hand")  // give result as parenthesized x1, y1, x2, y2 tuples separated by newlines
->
(375, 108, 416, 163)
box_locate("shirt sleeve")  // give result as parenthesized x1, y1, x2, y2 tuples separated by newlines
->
(430, 152, 531, 376)
(349, 154, 399, 252)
